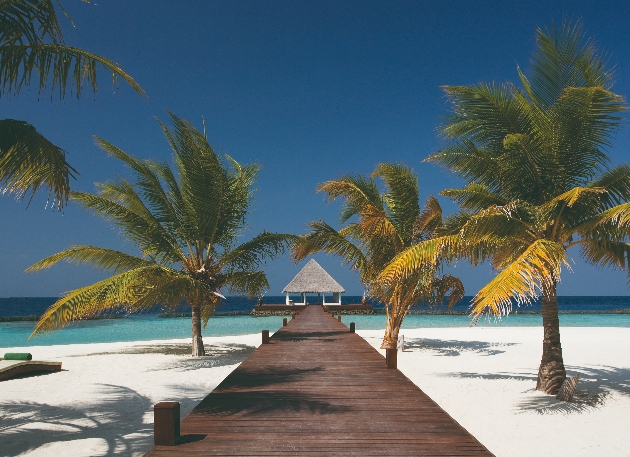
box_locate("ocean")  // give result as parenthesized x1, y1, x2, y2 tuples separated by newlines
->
(1, 296, 629, 348)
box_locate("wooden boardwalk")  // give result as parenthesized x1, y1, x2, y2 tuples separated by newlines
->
(145, 305, 494, 456)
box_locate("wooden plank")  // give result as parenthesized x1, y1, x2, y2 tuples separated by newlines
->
(145, 305, 494, 456)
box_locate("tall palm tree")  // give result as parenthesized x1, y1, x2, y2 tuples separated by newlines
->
(379, 21, 630, 394)
(0, 0, 145, 208)
(27, 113, 294, 356)
(293, 163, 464, 349)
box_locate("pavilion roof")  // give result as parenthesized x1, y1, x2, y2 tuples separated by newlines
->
(282, 259, 345, 293)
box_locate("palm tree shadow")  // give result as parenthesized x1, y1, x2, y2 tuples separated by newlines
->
(218, 366, 325, 390)
(447, 371, 537, 382)
(85, 343, 256, 372)
(168, 366, 349, 418)
(192, 390, 351, 417)
(516, 365, 630, 415)
(0, 384, 153, 456)
(404, 338, 517, 356)
(516, 389, 610, 415)
(445, 365, 630, 415)
(273, 330, 348, 342)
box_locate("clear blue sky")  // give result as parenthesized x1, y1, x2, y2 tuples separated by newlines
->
(2, 0, 630, 298)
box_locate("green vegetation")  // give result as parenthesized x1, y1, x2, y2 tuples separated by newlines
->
(380, 21, 630, 394)
(293, 163, 464, 349)
(0, 0, 145, 208)
(27, 113, 294, 356)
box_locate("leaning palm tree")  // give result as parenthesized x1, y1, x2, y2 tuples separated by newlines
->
(293, 163, 464, 350)
(0, 0, 145, 208)
(27, 113, 293, 356)
(380, 20, 630, 394)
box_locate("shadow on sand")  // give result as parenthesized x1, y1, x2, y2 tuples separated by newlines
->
(83, 343, 256, 372)
(444, 365, 630, 415)
(403, 337, 517, 356)
(0, 384, 153, 457)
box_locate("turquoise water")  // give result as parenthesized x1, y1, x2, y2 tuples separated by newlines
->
(2, 313, 630, 348)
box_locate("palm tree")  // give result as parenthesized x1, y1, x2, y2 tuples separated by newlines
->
(293, 163, 464, 350)
(0, 0, 145, 208)
(379, 20, 630, 394)
(27, 112, 294, 356)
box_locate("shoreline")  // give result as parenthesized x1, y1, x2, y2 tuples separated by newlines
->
(3, 307, 630, 322)
(1, 327, 628, 456)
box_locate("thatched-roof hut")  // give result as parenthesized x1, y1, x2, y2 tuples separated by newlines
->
(282, 259, 345, 305)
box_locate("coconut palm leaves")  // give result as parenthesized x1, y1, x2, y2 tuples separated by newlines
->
(0, 0, 145, 208)
(293, 163, 464, 349)
(380, 20, 630, 394)
(0, 119, 77, 206)
(27, 113, 294, 356)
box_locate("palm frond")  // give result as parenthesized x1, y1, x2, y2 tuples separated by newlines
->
(219, 231, 296, 272)
(0, 118, 76, 207)
(30, 265, 190, 336)
(160, 113, 253, 249)
(0, 44, 146, 98)
(553, 86, 625, 187)
(529, 20, 612, 109)
(224, 270, 269, 298)
(589, 165, 630, 208)
(414, 195, 443, 239)
(70, 190, 182, 264)
(373, 163, 420, 244)
(469, 239, 569, 320)
(441, 183, 506, 211)
(579, 234, 630, 272)
(317, 174, 383, 224)
(430, 274, 466, 308)
(378, 235, 459, 285)
(0, 0, 146, 99)
(426, 139, 500, 190)
(574, 201, 630, 235)
(26, 245, 153, 273)
(292, 220, 367, 275)
(439, 82, 524, 147)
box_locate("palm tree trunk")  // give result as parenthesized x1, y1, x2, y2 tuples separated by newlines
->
(536, 282, 566, 394)
(191, 302, 205, 357)
(381, 300, 401, 349)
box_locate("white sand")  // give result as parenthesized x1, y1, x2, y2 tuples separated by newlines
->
(1, 327, 629, 456)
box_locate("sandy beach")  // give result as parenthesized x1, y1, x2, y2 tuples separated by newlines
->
(1, 326, 628, 456)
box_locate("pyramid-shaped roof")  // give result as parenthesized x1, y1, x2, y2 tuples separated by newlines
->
(282, 259, 345, 293)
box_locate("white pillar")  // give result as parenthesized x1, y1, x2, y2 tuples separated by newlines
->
(286, 293, 290, 305)
(322, 293, 326, 305)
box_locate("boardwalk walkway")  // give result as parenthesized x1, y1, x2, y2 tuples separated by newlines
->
(145, 305, 494, 456)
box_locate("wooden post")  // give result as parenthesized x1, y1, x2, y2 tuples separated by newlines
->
(262, 330, 270, 344)
(154, 401, 180, 446)
(337, 315, 342, 322)
(283, 317, 288, 326)
(386, 348, 397, 369)
(349, 322, 355, 333)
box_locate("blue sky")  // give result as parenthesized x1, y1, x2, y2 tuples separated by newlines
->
(2, 0, 630, 298)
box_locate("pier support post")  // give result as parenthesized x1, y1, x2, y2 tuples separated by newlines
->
(386, 348, 397, 369)
(154, 402, 180, 446)
(337, 315, 342, 322)
(283, 317, 288, 326)
(262, 330, 270, 344)
(349, 322, 355, 333)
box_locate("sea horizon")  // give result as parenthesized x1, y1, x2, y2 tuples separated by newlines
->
(1, 295, 630, 348)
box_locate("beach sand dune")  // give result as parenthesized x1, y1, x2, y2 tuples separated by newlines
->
(1, 327, 628, 456)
